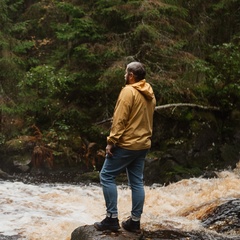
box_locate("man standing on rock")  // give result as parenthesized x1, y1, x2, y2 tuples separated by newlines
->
(94, 61, 156, 232)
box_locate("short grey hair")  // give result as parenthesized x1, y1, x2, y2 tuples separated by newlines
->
(126, 62, 146, 81)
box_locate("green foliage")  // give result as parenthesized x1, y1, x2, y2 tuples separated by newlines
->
(57, 2, 85, 17)
(0, 0, 34, 101)
(209, 43, 240, 82)
(0, 0, 240, 158)
(192, 43, 240, 109)
(73, 44, 98, 64)
(0, 1, 9, 30)
(19, 65, 70, 96)
(171, 165, 202, 176)
(17, 65, 71, 126)
(94, 0, 131, 32)
(132, 24, 157, 45)
(55, 17, 101, 42)
(13, 40, 34, 54)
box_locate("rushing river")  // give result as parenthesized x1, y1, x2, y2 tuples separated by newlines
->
(0, 168, 240, 240)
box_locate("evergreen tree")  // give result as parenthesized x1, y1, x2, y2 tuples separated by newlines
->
(0, 0, 239, 150)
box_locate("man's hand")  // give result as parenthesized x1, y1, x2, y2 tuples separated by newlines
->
(106, 144, 114, 157)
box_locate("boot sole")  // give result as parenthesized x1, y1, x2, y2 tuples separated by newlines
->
(122, 222, 141, 233)
(94, 223, 120, 232)
(122, 227, 141, 233)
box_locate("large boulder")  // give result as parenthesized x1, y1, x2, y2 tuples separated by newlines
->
(71, 199, 240, 240)
(71, 225, 141, 240)
(202, 199, 240, 235)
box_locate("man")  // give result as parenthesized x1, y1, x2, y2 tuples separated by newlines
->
(94, 61, 156, 232)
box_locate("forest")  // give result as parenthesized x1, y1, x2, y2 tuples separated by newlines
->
(0, 0, 240, 182)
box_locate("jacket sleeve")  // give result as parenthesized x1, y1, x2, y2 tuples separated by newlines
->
(107, 87, 133, 145)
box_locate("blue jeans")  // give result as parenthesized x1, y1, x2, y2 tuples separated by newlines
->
(100, 146, 148, 219)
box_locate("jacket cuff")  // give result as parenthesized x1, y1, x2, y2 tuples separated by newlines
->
(107, 137, 116, 145)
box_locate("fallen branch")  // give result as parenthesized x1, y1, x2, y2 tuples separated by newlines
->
(95, 103, 220, 125)
(95, 118, 113, 125)
(155, 103, 220, 111)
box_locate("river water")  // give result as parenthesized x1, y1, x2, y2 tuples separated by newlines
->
(0, 168, 240, 240)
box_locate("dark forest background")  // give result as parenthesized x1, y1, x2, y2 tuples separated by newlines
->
(0, 0, 240, 182)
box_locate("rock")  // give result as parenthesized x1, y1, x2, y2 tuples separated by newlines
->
(202, 199, 240, 235)
(0, 169, 13, 180)
(201, 170, 218, 179)
(71, 199, 240, 240)
(71, 225, 142, 240)
(71, 224, 240, 240)
(5, 136, 35, 153)
(0, 235, 21, 240)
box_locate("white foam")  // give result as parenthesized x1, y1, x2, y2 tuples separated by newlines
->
(0, 171, 239, 239)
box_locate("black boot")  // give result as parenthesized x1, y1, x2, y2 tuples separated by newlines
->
(94, 216, 120, 232)
(122, 217, 140, 233)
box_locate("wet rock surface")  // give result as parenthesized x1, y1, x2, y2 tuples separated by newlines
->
(70, 224, 240, 240)
(71, 225, 141, 240)
(0, 169, 14, 180)
(0, 235, 21, 240)
(202, 199, 240, 235)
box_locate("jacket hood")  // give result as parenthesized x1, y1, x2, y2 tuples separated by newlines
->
(130, 79, 155, 100)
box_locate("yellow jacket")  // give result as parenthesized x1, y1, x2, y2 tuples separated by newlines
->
(107, 79, 156, 150)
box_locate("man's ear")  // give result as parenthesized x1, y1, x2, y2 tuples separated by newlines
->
(129, 72, 134, 80)
(129, 72, 137, 83)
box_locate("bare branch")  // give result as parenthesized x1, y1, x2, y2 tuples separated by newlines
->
(95, 118, 113, 125)
(95, 103, 220, 125)
(155, 103, 220, 111)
